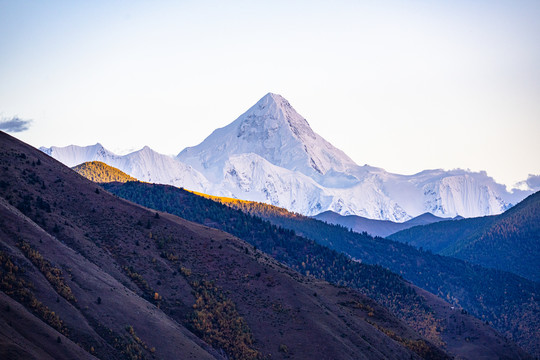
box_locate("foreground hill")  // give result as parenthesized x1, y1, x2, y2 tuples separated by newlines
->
(101, 181, 533, 359)
(113, 188, 538, 357)
(389, 191, 540, 282)
(217, 198, 540, 355)
(0, 134, 458, 360)
(72, 161, 137, 183)
(313, 210, 453, 238)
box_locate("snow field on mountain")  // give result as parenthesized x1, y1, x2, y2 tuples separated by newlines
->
(41, 93, 532, 221)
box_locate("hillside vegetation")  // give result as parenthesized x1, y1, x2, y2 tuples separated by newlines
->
(389, 216, 494, 254)
(233, 199, 540, 353)
(389, 191, 540, 282)
(72, 161, 137, 183)
(149, 188, 540, 356)
(103, 181, 537, 358)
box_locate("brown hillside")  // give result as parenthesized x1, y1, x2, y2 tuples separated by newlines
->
(0, 131, 449, 359)
(75, 153, 533, 359)
(105, 181, 534, 360)
(192, 189, 539, 357)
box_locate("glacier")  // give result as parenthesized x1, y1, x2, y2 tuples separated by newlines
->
(41, 92, 533, 221)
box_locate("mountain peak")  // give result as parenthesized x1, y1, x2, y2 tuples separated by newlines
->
(177, 93, 359, 181)
(39, 142, 116, 167)
(257, 92, 289, 109)
(260, 92, 282, 101)
(238, 92, 315, 142)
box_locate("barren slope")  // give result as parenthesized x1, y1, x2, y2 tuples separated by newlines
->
(0, 131, 449, 359)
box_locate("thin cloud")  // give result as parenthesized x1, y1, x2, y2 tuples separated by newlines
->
(526, 174, 540, 191)
(515, 174, 540, 191)
(0, 116, 33, 133)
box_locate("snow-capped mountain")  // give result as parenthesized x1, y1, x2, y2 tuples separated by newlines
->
(40, 143, 117, 168)
(40, 144, 210, 191)
(178, 93, 360, 186)
(41, 93, 532, 221)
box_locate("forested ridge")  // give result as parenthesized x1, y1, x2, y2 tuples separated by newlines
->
(103, 181, 540, 356)
(389, 191, 540, 282)
(213, 195, 540, 353)
(388, 216, 494, 253)
(104, 182, 446, 345)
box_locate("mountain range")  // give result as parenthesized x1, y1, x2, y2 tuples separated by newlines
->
(41, 93, 536, 221)
(389, 190, 540, 282)
(313, 210, 461, 238)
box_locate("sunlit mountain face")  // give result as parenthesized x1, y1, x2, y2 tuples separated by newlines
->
(42, 93, 532, 221)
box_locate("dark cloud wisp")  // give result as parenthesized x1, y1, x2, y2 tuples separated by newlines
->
(0, 116, 33, 133)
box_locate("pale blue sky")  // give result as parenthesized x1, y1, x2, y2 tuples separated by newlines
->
(1, 0, 539, 187)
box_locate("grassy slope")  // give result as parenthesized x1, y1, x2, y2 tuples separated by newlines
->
(0, 132, 446, 360)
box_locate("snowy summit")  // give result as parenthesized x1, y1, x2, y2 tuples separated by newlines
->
(177, 93, 358, 183)
(41, 93, 533, 221)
